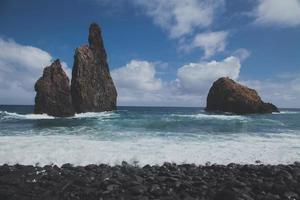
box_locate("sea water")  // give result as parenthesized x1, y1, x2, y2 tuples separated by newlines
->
(0, 105, 299, 166)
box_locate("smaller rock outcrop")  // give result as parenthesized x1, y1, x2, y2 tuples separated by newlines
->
(206, 77, 279, 114)
(34, 59, 74, 117)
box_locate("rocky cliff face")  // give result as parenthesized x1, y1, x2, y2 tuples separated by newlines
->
(71, 23, 117, 113)
(34, 60, 74, 117)
(206, 77, 279, 114)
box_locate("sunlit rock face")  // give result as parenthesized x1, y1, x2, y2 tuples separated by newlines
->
(206, 77, 279, 114)
(71, 23, 117, 113)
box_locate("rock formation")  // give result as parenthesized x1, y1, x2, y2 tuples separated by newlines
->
(34, 59, 74, 117)
(71, 23, 117, 113)
(206, 77, 279, 114)
(34, 23, 117, 117)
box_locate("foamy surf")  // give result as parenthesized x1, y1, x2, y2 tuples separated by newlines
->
(73, 112, 118, 119)
(0, 111, 55, 120)
(0, 106, 299, 167)
(0, 133, 299, 166)
(0, 111, 118, 120)
(273, 111, 300, 114)
(171, 113, 247, 121)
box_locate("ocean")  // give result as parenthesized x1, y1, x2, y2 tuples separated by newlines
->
(0, 105, 299, 166)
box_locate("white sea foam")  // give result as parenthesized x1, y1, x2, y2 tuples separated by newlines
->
(1, 111, 55, 119)
(274, 111, 300, 114)
(171, 113, 247, 121)
(0, 133, 299, 166)
(0, 111, 117, 120)
(73, 112, 117, 119)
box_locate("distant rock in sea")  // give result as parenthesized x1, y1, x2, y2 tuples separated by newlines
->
(71, 23, 117, 113)
(34, 59, 74, 117)
(206, 77, 279, 114)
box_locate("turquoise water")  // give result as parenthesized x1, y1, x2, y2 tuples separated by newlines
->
(0, 105, 300, 166)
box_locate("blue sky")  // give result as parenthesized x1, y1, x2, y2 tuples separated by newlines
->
(0, 0, 300, 107)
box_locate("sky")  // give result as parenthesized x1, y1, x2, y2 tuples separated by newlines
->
(0, 0, 300, 107)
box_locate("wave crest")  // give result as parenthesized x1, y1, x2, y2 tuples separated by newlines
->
(0, 111, 55, 120)
(171, 113, 247, 121)
(73, 112, 117, 119)
(273, 111, 299, 114)
(0, 111, 118, 120)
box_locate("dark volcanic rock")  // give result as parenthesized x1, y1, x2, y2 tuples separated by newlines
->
(71, 23, 117, 113)
(34, 59, 74, 117)
(0, 163, 300, 200)
(206, 77, 279, 114)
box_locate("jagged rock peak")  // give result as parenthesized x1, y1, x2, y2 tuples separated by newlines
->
(88, 23, 107, 61)
(205, 77, 279, 114)
(71, 23, 117, 113)
(34, 59, 74, 117)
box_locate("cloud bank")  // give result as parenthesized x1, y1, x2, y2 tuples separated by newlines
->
(134, 0, 223, 38)
(177, 56, 240, 93)
(254, 0, 300, 27)
(0, 37, 242, 107)
(111, 58, 300, 108)
(112, 60, 162, 92)
(191, 31, 228, 59)
(1, 1, 300, 107)
(0, 37, 299, 108)
(0, 38, 70, 105)
(134, 0, 227, 58)
(111, 57, 242, 106)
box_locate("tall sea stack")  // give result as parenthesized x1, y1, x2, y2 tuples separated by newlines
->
(71, 23, 117, 113)
(206, 77, 279, 114)
(34, 59, 74, 117)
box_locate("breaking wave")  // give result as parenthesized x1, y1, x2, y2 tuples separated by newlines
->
(0, 111, 55, 120)
(0, 111, 118, 120)
(171, 113, 248, 121)
(73, 112, 118, 119)
(0, 106, 299, 166)
(274, 111, 300, 114)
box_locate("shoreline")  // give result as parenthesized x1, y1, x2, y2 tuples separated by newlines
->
(1, 162, 299, 200)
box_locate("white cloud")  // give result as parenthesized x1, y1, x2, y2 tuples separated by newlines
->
(0, 38, 70, 105)
(177, 56, 241, 93)
(133, 0, 228, 58)
(91, 0, 227, 58)
(0, 83, 36, 105)
(232, 48, 251, 62)
(111, 60, 162, 91)
(135, 0, 223, 39)
(111, 60, 166, 106)
(0, 38, 52, 91)
(255, 0, 300, 27)
(191, 31, 228, 58)
(242, 74, 300, 108)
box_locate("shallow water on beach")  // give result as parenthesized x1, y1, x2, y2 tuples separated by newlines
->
(0, 105, 300, 166)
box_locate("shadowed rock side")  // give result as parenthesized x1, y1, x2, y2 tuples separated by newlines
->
(71, 23, 117, 113)
(206, 77, 279, 114)
(34, 59, 74, 117)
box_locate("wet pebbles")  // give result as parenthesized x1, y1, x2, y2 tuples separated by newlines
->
(0, 162, 300, 200)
